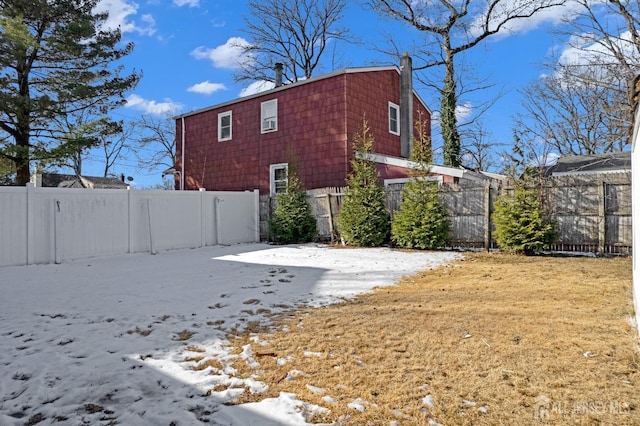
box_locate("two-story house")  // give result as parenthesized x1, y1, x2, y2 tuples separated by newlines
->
(175, 54, 457, 195)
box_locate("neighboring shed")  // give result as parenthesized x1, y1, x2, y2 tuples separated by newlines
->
(544, 151, 630, 176)
(31, 172, 129, 189)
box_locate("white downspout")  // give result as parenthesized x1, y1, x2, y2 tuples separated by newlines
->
(181, 116, 186, 191)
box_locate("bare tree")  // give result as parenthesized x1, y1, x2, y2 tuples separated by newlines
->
(134, 114, 176, 173)
(502, 128, 557, 180)
(371, 0, 567, 167)
(236, 0, 351, 83)
(460, 121, 503, 172)
(100, 120, 136, 178)
(516, 66, 629, 156)
(49, 110, 120, 177)
(539, 0, 640, 148)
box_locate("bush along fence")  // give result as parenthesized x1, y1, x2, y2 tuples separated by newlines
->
(259, 172, 631, 255)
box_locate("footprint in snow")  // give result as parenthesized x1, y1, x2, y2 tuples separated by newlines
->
(208, 303, 227, 309)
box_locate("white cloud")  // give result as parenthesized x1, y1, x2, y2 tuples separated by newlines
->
(187, 81, 227, 95)
(431, 102, 474, 127)
(239, 80, 276, 97)
(125, 94, 182, 115)
(455, 102, 474, 122)
(470, 0, 588, 39)
(552, 30, 640, 85)
(558, 30, 640, 67)
(173, 0, 200, 6)
(191, 37, 254, 69)
(95, 0, 156, 36)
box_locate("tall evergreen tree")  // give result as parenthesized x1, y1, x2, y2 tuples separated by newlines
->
(337, 119, 390, 246)
(0, 0, 140, 185)
(392, 113, 450, 249)
(493, 139, 556, 255)
(492, 181, 556, 255)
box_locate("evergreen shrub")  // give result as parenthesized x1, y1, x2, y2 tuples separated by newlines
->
(391, 179, 450, 249)
(492, 184, 556, 255)
(269, 173, 317, 244)
(337, 120, 390, 246)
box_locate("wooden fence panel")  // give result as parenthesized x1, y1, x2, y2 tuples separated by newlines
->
(259, 173, 631, 253)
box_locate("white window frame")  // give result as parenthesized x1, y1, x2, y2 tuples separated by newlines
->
(218, 110, 232, 141)
(270, 163, 288, 196)
(388, 102, 400, 135)
(261, 99, 278, 133)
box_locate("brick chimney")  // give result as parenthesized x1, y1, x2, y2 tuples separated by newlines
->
(274, 63, 283, 88)
(400, 53, 413, 158)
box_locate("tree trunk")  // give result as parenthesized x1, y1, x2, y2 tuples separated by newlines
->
(441, 48, 461, 167)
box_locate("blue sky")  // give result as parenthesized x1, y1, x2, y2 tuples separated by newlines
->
(80, 0, 593, 187)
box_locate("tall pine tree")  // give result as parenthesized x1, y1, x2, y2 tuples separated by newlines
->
(337, 119, 390, 246)
(0, 0, 140, 185)
(391, 113, 450, 249)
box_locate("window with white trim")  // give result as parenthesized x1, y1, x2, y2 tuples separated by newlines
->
(218, 111, 232, 141)
(389, 102, 400, 135)
(270, 163, 288, 196)
(261, 99, 278, 133)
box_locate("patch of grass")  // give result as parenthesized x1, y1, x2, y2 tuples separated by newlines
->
(184, 355, 205, 363)
(227, 253, 638, 425)
(126, 326, 152, 337)
(24, 413, 45, 425)
(191, 358, 224, 372)
(174, 330, 195, 341)
(84, 403, 104, 414)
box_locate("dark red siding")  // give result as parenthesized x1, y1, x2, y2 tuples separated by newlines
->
(175, 68, 431, 194)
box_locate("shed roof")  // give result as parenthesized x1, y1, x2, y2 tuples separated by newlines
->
(546, 152, 630, 176)
(37, 173, 129, 189)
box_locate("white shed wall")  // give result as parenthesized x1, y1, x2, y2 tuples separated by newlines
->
(632, 105, 640, 335)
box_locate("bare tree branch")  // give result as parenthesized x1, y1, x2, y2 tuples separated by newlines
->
(371, 0, 567, 167)
(235, 0, 351, 83)
(133, 114, 176, 172)
(520, 0, 640, 154)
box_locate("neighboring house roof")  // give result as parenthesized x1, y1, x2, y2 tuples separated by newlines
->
(33, 173, 129, 189)
(174, 64, 431, 120)
(545, 152, 631, 177)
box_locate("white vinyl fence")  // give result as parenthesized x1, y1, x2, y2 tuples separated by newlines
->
(0, 185, 259, 267)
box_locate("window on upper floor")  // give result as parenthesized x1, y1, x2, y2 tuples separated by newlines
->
(389, 102, 400, 135)
(270, 163, 288, 196)
(261, 99, 278, 133)
(218, 111, 232, 141)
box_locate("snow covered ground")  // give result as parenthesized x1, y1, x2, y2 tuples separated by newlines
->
(0, 243, 460, 425)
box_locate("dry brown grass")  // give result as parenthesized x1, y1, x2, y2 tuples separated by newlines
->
(173, 329, 195, 341)
(225, 252, 639, 425)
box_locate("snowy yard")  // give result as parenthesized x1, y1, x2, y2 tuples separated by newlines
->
(0, 243, 459, 425)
